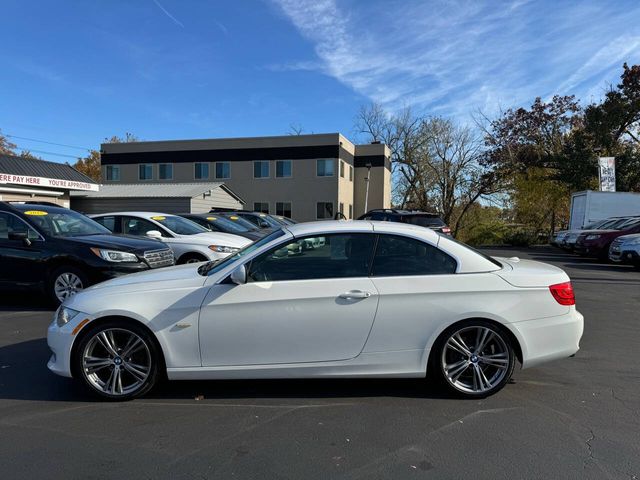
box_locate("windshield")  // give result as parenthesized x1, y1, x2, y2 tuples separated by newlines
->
(205, 216, 253, 233)
(585, 219, 611, 229)
(18, 207, 111, 237)
(239, 213, 281, 228)
(220, 213, 261, 230)
(618, 218, 640, 230)
(198, 229, 286, 276)
(607, 217, 635, 230)
(152, 215, 209, 235)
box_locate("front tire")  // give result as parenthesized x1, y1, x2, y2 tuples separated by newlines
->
(431, 320, 516, 398)
(74, 320, 161, 400)
(178, 253, 208, 264)
(49, 266, 88, 305)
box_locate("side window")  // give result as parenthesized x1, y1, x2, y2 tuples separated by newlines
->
(372, 234, 457, 276)
(122, 217, 166, 237)
(93, 215, 116, 232)
(0, 213, 40, 241)
(248, 233, 375, 282)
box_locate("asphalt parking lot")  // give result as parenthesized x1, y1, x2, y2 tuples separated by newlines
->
(1, 246, 639, 479)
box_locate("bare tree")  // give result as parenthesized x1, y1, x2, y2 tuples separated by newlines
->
(356, 104, 497, 234)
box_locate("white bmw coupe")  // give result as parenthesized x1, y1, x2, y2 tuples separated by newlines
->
(48, 221, 583, 400)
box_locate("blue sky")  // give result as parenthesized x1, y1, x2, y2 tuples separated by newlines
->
(2, 0, 640, 163)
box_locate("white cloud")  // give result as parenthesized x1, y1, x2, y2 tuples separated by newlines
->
(271, 0, 640, 121)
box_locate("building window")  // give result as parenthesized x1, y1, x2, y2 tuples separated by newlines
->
(349, 204, 353, 219)
(349, 165, 353, 182)
(195, 163, 209, 180)
(340, 161, 345, 178)
(158, 163, 173, 180)
(316, 159, 334, 177)
(105, 165, 120, 181)
(254, 202, 269, 214)
(316, 202, 333, 219)
(254, 161, 270, 178)
(276, 202, 292, 218)
(139, 164, 153, 180)
(339, 202, 344, 215)
(276, 160, 292, 178)
(215, 162, 230, 179)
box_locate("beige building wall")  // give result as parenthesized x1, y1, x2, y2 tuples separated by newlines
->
(100, 134, 390, 223)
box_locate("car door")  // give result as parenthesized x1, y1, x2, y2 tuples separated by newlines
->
(199, 232, 379, 366)
(363, 231, 503, 354)
(0, 212, 47, 287)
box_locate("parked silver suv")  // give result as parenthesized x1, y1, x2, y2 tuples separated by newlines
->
(609, 234, 640, 269)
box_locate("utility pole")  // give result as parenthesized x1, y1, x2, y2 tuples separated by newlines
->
(364, 163, 372, 213)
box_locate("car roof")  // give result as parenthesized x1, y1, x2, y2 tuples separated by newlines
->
(91, 212, 176, 218)
(284, 220, 441, 241)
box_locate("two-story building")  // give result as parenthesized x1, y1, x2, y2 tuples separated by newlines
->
(99, 133, 391, 222)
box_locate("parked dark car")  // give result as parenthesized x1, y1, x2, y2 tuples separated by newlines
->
(574, 217, 640, 259)
(209, 210, 283, 229)
(0, 202, 174, 304)
(358, 209, 451, 235)
(180, 213, 266, 241)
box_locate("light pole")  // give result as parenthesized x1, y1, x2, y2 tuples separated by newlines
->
(364, 163, 372, 213)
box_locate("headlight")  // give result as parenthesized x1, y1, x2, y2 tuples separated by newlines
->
(585, 234, 601, 240)
(56, 307, 80, 327)
(91, 248, 139, 263)
(209, 245, 240, 253)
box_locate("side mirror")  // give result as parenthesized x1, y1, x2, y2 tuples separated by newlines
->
(229, 264, 247, 285)
(259, 220, 270, 228)
(146, 230, 162, 239)
(8, 231, 31, 246)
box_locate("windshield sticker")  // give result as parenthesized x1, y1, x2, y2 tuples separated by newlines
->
(206, 217, 217, 221)
(151, 216, 166, 221)
(24, 210, 48, 216)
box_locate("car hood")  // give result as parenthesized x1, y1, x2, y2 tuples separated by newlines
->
(64, 263, 206, 310)
(170, 232, 251, 247)
(65, 234, 166, 252)
(615, 233, 640, 243)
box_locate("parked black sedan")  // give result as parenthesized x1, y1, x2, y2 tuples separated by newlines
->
(180, 213, 266, 241)
(0, 202, 174, 304)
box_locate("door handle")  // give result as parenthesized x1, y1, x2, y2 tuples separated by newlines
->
(339, 290, 372, 299)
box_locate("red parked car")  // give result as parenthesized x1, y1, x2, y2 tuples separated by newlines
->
(574, 217, 640, 259)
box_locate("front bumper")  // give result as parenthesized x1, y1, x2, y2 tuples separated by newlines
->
(47, 311, 93, 378)
(511, 308, 584, 369)
(610, 248, 640, 265)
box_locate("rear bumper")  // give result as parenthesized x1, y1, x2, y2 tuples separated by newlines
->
(511, 309, 584, 369)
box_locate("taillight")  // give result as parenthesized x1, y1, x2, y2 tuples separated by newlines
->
(549, 282, 575, 306)
(442, 227, 451, 234)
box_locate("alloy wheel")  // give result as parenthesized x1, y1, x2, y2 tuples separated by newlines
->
(441, 325, 511, 394)
(82, 328, 152, 396)
(54, 272, 84, 302)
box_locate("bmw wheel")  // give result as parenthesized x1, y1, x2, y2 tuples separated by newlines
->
(434, 320, 516, 398)
(74, 321, 161, 400)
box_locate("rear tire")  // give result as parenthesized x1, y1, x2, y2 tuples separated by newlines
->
(73, 320, 161, 401)
(430, 320, 516, 398)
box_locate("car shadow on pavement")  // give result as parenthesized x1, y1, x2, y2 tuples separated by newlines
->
(0, 338, 459, 402)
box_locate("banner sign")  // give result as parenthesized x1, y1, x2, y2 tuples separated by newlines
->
(598, 157, 616, 192)
(0, 172, 99, 191)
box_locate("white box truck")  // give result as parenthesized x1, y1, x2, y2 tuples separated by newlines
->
(569, 190, 640, 229)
